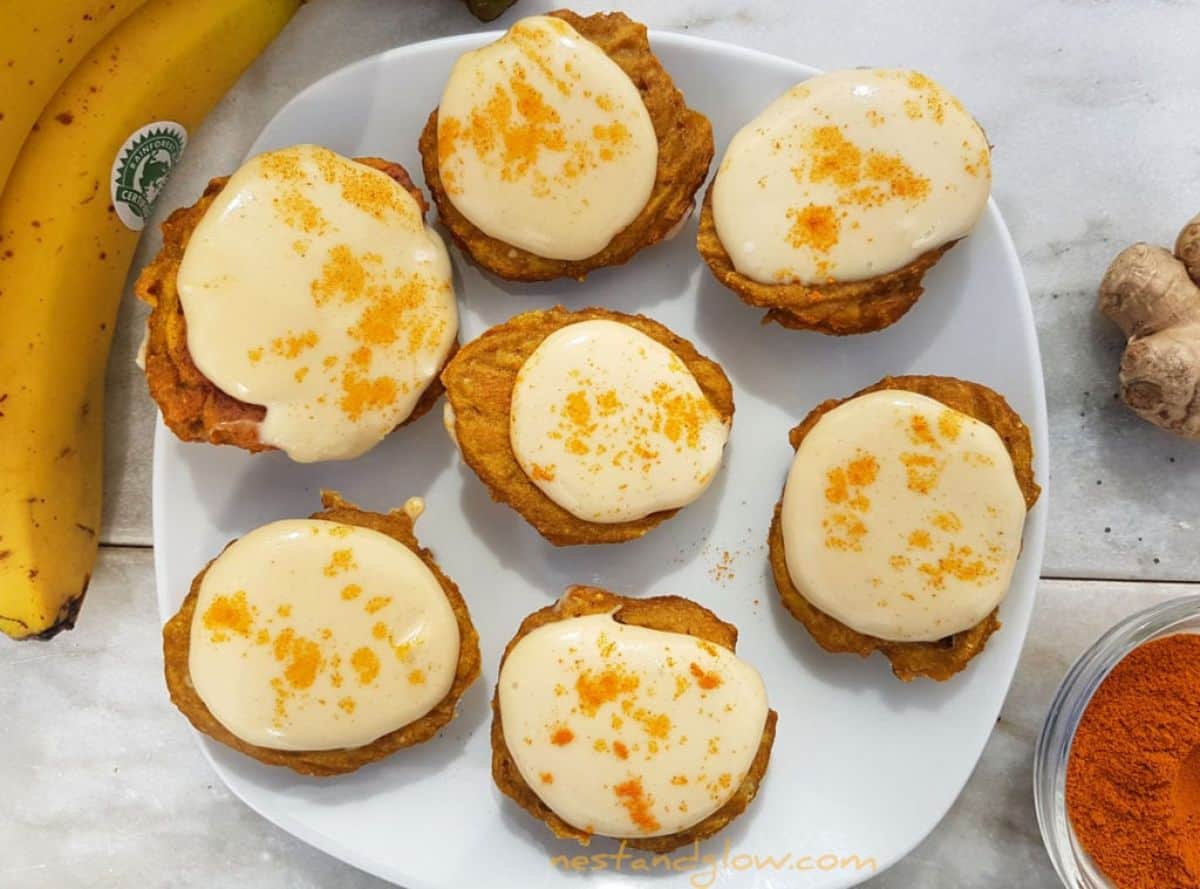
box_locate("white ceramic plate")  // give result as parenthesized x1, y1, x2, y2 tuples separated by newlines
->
(153, 30, 1047, 889)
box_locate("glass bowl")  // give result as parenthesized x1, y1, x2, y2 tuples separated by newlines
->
(1034, 594, 1200, 888)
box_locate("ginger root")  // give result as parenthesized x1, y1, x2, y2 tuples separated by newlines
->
(1098, 212, 1200, 438)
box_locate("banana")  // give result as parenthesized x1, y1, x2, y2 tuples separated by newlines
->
(0, 0, 152, 196)
(0, 0, 300, 639)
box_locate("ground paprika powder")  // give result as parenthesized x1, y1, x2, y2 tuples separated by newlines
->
(1066, 633, 1200, 888)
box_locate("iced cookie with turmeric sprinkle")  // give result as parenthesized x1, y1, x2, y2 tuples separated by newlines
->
(441, 306, 734, 545)
(135, 144, 458, 461)
(492, 585, 777, 852)
(162, 492, 480, 776)
(768, 376, 1040, 681)
(698, 69, 992, 334)
(419, 10, 713, 281)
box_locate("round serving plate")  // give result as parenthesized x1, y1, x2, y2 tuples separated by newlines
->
(153, 29, 1048, 889)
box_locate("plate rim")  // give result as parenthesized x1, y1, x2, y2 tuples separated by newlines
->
(151, 26, 1050, 889)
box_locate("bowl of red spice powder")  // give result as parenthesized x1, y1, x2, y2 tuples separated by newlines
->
(1035, 595, 1200, 888)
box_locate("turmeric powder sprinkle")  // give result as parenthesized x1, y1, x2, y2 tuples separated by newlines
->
(614, 777, 661, 833)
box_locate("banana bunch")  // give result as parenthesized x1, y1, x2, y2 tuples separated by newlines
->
(0, 0, 301, 639)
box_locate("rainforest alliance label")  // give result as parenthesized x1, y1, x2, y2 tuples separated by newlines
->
(110, 121, 188, 231)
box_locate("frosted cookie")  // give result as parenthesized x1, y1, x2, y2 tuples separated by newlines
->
(441, 306, 733, 545)
(137, 145, 458, 461)
(419, 11, 712, 281)
(492, 585, 777, 852)
(162, 492, 480, 775)
(699, 69, 991, 334)
(768, 376, 1040, 681)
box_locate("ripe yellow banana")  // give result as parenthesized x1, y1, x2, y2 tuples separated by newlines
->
(0, 0, 300, 639)
(0, 0, 152, 196)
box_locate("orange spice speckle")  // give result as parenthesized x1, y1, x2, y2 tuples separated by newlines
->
(270, 329, 319, 360)
(908, 414, 939, 448)
(671, 775, 689, 786)
(689, 662, 722, 690)
(613, 740, 629, 760)
(364, 596, 392, 614)
(931, 511, 963, 533)
(823, 512, 868, 552)
(530, 462, 556, 482)
(938, 409, 964, 441)
(907, 530, 932, 550)
(807, 125, 863, 188)
(272, 629, 322, 690)
(864, 152, 931, 201)
(649, 382, 715, 450)
(408, 669, 426, 685)
(596, 389, 622, 415)
(564, 389, 591, 427)
(201, 590, 254, 642)
(786, 203, 840, 253)
(350, 647, 380, 685)
(540, 772, 554, 784)
(918, 544, 997, 590)
(311, 244, 368, 306)
(338, 697, 356, 714)
(576, 667, 639, 717)
(323, 548, 356, 576)
(274, 188, 329, 235)
(341, 583, 362, 600)
(900, 452, 942, 494)
(614, 778, 660, 833)
(551, 727, 575, 746)
(636, 711, 672, 740)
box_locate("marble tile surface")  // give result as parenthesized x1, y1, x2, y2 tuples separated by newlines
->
(23, 1, 1200, 887)
(3, 551, 1188, 888)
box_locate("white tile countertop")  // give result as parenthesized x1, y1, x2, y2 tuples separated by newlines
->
(5, 0, 1200, 886)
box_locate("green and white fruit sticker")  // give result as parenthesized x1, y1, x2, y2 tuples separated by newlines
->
(110, 121, 188, 231)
